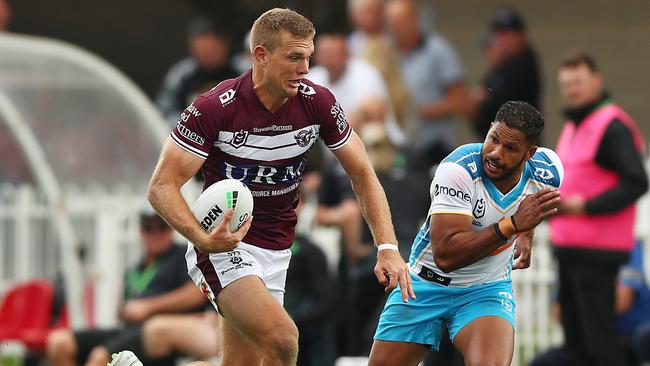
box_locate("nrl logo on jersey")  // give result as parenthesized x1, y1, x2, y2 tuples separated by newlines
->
(473, 198, 485, 218)
(229, 129, 249, 148)
(294, 128, 316, 147)
(219, 89, 236, 106)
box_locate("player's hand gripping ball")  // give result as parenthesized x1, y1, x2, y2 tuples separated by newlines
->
(193, 179, 254, 233)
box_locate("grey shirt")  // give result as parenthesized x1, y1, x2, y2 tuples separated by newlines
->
(398, 33, 463, 150)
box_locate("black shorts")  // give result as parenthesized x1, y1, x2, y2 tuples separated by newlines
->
(74, 325, 143, 363)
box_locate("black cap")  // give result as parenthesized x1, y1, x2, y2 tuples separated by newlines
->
(491, 7, 526, 32)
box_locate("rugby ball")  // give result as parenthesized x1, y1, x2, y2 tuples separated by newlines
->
(193, 179, 254, 233)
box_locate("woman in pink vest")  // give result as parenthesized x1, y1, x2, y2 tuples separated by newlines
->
(549, 52, 647, 366)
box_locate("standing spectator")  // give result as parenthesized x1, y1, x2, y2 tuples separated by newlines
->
(309, 31, 405, 146)
(359, 37, 413, 133)
(46, 209, 206, 366)
(470, 7, 541, 138)
(347, 0, 384, 56)
(384, 0, 466, 165)
(549, 52, 648, 366)
(156, 18, 238, 124)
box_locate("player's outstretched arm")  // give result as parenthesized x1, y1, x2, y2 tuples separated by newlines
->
(432, 188, 560, 273)
(332, 132, 415, 302)
(148, 138, 250, 253)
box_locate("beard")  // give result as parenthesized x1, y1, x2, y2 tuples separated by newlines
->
(484, 154, 527, 182)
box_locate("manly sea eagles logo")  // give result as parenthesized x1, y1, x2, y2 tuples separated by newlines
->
(294, 129, 315, 147)
(229, 129, 249, 148)
(473, 198, 485, 218)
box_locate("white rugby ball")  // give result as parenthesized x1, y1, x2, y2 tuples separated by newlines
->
(193, 179, 254, 233)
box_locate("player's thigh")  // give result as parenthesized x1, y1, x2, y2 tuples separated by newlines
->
(454, 316, 514, 366)
(219, 312, 262, 366)
(368, 340, 430, 366)
(216, 275, 297, 350)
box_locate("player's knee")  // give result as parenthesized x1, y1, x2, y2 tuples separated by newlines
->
(46, 329, 75, 358)
(262, 323, 298, 362)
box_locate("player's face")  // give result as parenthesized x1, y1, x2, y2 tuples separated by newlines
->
(482, 122, 535, 181)
(264, 32, 314, 98)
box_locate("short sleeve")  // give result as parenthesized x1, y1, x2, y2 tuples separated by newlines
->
(169, 96, 218, 159)
(433, 36, 464, 86)
(429, 162, 474, 216)
(317, 88, 353, 151)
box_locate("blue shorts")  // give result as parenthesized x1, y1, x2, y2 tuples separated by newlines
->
(374, 273, 515, 350)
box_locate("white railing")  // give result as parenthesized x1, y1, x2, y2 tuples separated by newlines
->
(0, 184, 145, 328)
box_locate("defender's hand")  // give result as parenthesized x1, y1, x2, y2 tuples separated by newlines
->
(512, 235, 532, 270)
(513, 189, 561, 232)
(197, 209, 252, 253)
(374, 249, 415, 302)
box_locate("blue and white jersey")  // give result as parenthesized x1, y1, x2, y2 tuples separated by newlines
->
(409, 143, 563, 287)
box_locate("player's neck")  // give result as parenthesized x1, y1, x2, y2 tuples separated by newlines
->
(493, 167, 524, 194)
(252, 67, 288, 113)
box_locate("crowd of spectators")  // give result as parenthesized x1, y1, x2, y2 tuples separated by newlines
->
(2, 0, 648, 365)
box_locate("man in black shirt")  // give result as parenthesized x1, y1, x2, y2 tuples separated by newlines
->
(156, 18, 239, 125)
(470, 7, 541, 138)
(550, 52, 648, 366)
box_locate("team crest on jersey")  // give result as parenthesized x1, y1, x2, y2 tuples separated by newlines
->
(294, 128, 316, 147)
(473, 198, 485, 218)
(298, 82, 316, 96)
(229, 129, 249, 148)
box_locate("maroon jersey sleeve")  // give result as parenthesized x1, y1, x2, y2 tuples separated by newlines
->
(169, 96, 218, 159)
(317, 87, 353, 151)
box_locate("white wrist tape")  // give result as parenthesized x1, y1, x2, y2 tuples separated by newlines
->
(377, 243, 399, 252)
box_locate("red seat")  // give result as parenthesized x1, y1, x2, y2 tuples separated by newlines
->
(0, 279, 66, 350)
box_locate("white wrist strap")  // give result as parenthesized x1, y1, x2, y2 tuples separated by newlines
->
(377, 243, 399, 252)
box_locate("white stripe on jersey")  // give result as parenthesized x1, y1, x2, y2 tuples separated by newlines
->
(170, 131, 208, 159)
(214, 125, 320, 161)
(327, 128, 352, 151)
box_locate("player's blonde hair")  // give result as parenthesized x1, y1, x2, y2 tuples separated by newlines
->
(250, 8, 315, 53)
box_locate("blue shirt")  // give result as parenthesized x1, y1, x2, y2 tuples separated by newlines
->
(617, 240, 650, 333)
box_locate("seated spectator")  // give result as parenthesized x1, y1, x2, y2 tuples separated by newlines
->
(156, 18, 239, 124)
(531, 240, 650, 366)
(46, 208, 206, 366)
(141, 312, 221, 363)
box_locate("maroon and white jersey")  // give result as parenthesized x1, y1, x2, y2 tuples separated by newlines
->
(170, 70, 352, 250)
